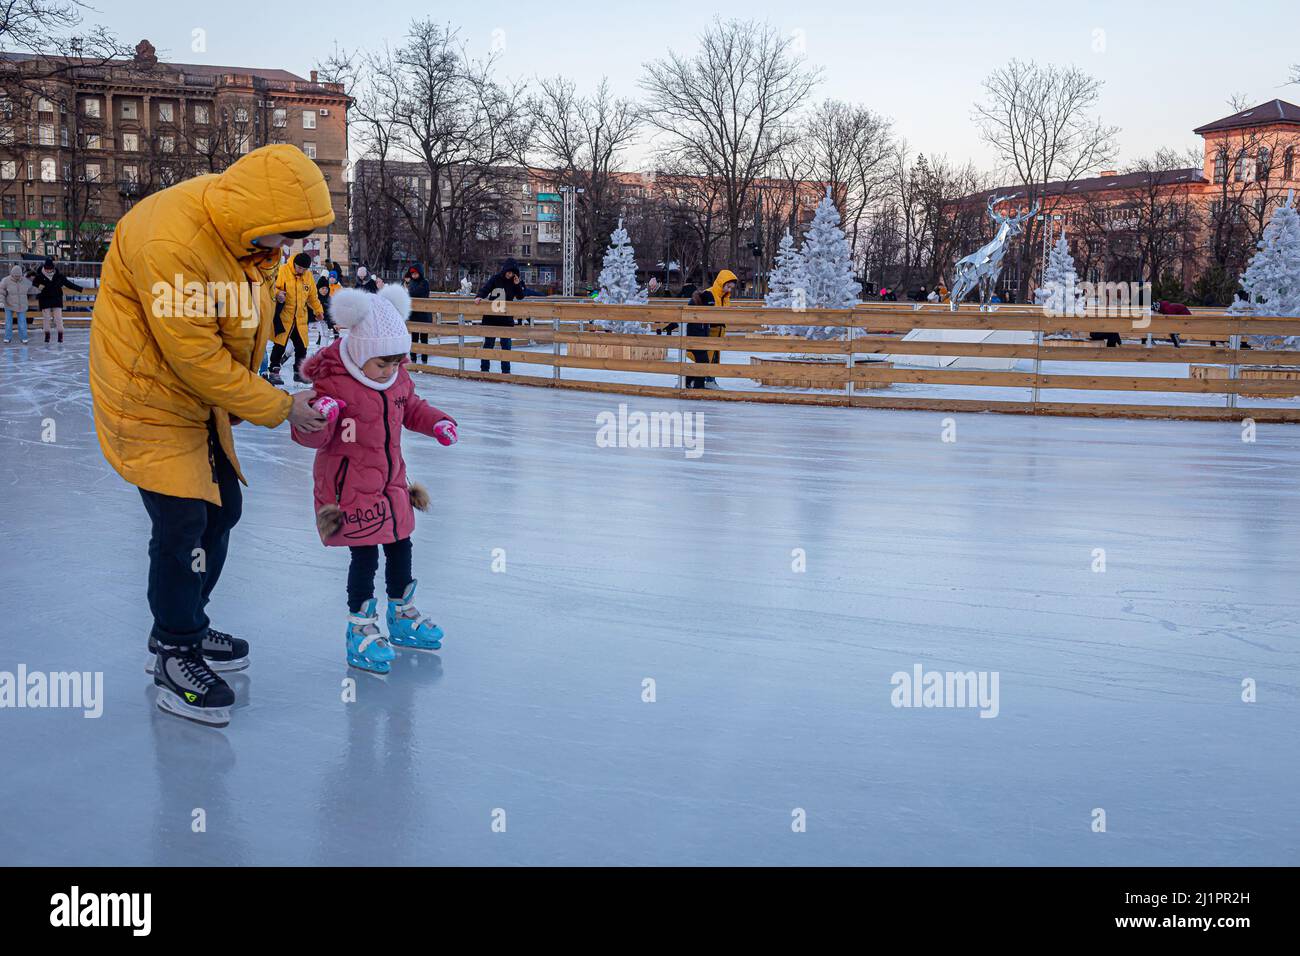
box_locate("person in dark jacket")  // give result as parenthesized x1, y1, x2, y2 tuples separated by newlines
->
(316, 274, 335, 341)
(405, 263, 432, 363)
(474, 257, 525, 373)
(354, 265, 379, 293)
(30, 257, 85, 344)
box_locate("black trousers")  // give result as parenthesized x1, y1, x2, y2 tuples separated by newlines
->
(347, 538, 413, 614)
(269, 322, 309, 372)
(411, 330, 429, 364)
(480, 336, 512, 373)
(138, 425, 242, 647)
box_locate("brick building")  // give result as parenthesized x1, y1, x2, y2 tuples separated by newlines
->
(0, 40, 351, 263)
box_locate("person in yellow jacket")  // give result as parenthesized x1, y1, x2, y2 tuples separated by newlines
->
(267, 251, 324, 384)
(685, 268, 737, 389)
(89, 143, 333, 727)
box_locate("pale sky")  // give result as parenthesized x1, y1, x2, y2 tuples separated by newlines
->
(96, 0, 1297, 176)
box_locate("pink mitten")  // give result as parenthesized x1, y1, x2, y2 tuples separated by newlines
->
(312, 395, 347, 423)
(432, 419, 458, 446)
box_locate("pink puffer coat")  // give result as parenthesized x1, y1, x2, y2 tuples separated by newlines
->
(293, 341, 453, 547)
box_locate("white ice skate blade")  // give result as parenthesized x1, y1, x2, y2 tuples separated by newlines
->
(156, 689, 231, 728)
(146, 655, 248, 675)
(390, 643, 442, 654)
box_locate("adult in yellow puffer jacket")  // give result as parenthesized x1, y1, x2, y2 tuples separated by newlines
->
(685, 268, 737, 389)
(267, 251, 324, 383)
(89, 144, 333, 720)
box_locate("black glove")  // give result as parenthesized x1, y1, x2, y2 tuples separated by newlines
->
(272, 301, 285, 337)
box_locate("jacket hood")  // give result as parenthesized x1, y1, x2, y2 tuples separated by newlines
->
(406, 263, 426, 280)
(709, 269, 737, 306)
(500, 258, 521, 277)
(203, 145, 335, 259)
(301, 339, 348, 383)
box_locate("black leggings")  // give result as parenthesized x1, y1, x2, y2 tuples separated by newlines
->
(270, 322, 309, 371)
(347, 538, 413, 613)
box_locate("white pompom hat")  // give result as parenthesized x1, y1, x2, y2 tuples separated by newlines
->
(332, 285, 412, 386)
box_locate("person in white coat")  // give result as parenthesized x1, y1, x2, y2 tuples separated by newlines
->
(1, 264, 33, 344)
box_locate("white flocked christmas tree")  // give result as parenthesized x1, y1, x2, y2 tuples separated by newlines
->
(775, 188, 860, 339)
(596, 218, 650, 333)
(1230, 192, 1300, 348)
(764, 228, 807, 310)
(1033, 235, 1083, 317)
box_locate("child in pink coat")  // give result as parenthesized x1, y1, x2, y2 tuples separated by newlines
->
(293, 284, 458, 674)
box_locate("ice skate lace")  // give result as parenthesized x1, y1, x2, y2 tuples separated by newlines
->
(205, 629, 232, 648)
(176, 655, 219, 689)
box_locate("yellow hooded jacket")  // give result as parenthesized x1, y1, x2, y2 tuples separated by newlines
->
(272, 259, 324, 345)
(689, 268, 736, 365)
(89, 144, 336, 505)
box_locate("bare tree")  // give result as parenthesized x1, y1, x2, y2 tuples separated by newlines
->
(348, 20, 528, 283)
(640, 18, 821, 267)
(525, 76, 639, 285)
(1122, 148, 1203, 293)
(803, 99, 893, 265)
(973, 59, 1118, 299)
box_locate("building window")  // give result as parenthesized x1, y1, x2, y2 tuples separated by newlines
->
(302, 141, 316, 159)
(85, 162, 101, 182)
(0, 160, 12, 179)
(234, 107, 248, 124)
(273, 108, 287, 128)
(36, 97, 54, 114)
(42, 196, 56, 216)
(26, 161, 33, 180)
(303, 110, 316, 129)
(1234, 148, 1248, 182)
(520, 243, 531, 255)
(83, 98, 101, 118)
(159, 102, 174, 123)
(523, 203, 534, 215)
(1213, 150, 1227, 184)
(122, 164, 138, 183)
(236, 132, 250, 154)
(121, 100, 138, 121)
(194, 103, 210, 124)
(194, 136, 209, 154)
(522, 224, 532, 235)
(1, 195, 13, 217)
(38, 123, 54, 145)
(122, 132, 138, 152)
(40, 157, 56, 181)
(1256, 147, 1270, 181)
(25, 196, 34, 215)
(1286, 147, 1295, 180)
(160, 135, 175, 154)
(60, 126, 68, 147)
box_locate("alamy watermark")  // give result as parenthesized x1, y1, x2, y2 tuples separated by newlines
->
(890, 663, 1000, 718)
(1038, 279, 1153, 326)
(596, 403, 705, 459)
(0, 665, 103, 718)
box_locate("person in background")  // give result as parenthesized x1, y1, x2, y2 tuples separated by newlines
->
(405, 263, 431, 364)
(685, 269, 737, 390)
(316, 274, 336, 341)
(30, 257, 84, 344)
(1151, 300, 1185, 348)
(658, 283, 696, 335)
(268, 251, 323, 385)
(1, 264, 33, 344)
(474, 257, 525, 373)
(354, 266, 379, 293)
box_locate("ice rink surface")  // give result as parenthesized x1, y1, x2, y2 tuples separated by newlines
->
(1, 332, 1297, 866)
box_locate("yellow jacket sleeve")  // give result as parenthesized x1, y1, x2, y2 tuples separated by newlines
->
(135, 240, 293, 427)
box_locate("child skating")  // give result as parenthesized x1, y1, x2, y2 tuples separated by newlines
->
(292, 284, 458, 674)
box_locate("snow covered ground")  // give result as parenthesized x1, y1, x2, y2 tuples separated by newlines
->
(1, 331, 1297, 866)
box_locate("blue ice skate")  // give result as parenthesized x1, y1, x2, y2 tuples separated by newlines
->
(386, 580, 444, 651)
(347, 599, 396, 674)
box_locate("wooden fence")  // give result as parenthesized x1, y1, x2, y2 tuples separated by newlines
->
(404, 298, 1300, 422)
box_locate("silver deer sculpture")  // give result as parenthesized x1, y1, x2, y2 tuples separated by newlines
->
(949, 194, 1040, 311)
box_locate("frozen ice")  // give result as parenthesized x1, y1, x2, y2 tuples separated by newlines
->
(1, 331, 1297, 865)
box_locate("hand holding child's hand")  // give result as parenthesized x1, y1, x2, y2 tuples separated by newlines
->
(311, 395, 347, 423)
(433, 419, 458, 446)
(289, 389, 327, 433)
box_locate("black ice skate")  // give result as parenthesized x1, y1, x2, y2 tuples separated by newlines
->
(146, 628, 249, 674)
(153, 644, 236, 727)
(267, 365, 284, 385)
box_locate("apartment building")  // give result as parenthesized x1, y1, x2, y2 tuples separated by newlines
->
(0, 40, 350, 262)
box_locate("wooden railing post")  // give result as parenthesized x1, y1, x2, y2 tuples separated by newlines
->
(1227, 323, 1241, 410)
(553, 308, 561, 382)
(845, 320, 854, 400)
(1031, 310, 1042, 408)
(457, 311, 464, 374)
(677, 305, 687, 391)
